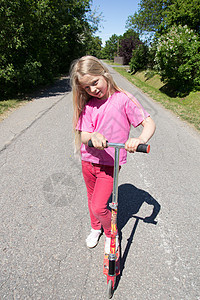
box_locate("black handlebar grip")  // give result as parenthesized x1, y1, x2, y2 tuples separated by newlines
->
(136, 144, 150, 153)
(88, 140, 108, 148)
(88, 140, 94, 147)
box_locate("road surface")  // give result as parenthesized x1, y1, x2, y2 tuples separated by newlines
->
(0, 64, 200, 299)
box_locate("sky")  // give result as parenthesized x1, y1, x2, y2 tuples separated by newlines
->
(91, 0, 141, 45)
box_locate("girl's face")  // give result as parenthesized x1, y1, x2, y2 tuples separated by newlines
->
(79, 74, 109, 100)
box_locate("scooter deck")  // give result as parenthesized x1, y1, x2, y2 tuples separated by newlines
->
(103, 246, 120, 276)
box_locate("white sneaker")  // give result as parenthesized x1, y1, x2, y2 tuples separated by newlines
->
(86, 229, 102, 248)
(104, 236, 119, 254)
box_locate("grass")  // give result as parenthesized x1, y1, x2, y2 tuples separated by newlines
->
(0, 74, 58, 121)
(113, 67, 200, 132)
(0, 98, 30, 121)
(1, 62, 200, 132)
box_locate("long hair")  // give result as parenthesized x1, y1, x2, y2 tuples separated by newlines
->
(70, 56, 121, 152)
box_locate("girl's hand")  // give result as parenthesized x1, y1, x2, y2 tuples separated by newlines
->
(91, 132, 107, 150)
(125, 138, 145, 153)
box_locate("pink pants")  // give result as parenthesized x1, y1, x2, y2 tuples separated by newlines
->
(82, 161, 116, 237)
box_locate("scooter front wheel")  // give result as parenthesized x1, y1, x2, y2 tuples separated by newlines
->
(107, 280, 114, 299)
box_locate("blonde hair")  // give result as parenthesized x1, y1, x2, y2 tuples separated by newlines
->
(70, 55, 146, 153)
(70, 56, 121, 152)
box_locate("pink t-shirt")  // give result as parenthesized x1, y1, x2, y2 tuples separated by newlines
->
(76, 91, 150, 166)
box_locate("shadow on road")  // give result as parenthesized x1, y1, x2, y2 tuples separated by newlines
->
(34, 77, 71, 99)
(114, 183, 161, 290)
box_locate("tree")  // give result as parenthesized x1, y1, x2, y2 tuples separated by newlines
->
(126, 0, 172, 36)
(120, 29, 140, 40)
(163, 0, 200, 34)
(119, 30, 142, 64)
(155, 25, 200, 94)
(101, 34, 119, 60)
(126, 0, 200, 91)
(86, 36, 102, 58)
(129, 43, 149, 73)
(126, 0, 200, 36)
(0, 0, 100, 99)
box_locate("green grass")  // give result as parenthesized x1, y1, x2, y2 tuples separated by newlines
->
(113, 67, 200, 132)
(0, 98, 29, 121)
(1, 63, 200, 132)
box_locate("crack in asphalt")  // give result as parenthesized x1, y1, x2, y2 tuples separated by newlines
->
(0, 92, 69, 155)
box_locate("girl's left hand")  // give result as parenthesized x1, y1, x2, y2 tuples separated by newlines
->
(125, 138, 145, 153)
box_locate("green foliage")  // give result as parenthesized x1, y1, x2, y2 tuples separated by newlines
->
(120, 29, 140, 40)
(126, 0, 200, 36)
(0, 0, 99, 99)
(86, 36, 102, 58)
(126, 0, 200, 93)
(155, 25, 200, 94)
(126, 0, 172, 35)
(101, 34, 119, 60)
(115, 67, 200, 131)
(101, 30, 142, 63)
(129, 43, 149, 73)
(163, 0, 200, 34)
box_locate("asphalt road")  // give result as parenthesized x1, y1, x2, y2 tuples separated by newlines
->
(0, 64, 200, 300)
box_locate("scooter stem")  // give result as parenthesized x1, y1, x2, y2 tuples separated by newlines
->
(112, 147, 120, 205)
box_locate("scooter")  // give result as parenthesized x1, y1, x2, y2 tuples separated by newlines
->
(88, 141, 150, 298)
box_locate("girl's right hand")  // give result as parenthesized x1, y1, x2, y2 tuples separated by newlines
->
(90, 132, 107, 150)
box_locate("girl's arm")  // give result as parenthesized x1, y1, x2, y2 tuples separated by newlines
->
(81, 131, 107, 150)
(125, 117, 156, 153)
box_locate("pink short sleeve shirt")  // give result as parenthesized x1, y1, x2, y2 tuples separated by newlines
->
(76, 91, 150, 166)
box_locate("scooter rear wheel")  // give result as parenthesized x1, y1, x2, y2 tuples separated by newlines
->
(107, 280, 114, 299)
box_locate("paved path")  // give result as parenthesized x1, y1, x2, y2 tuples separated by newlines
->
(0, 65, 200, 299)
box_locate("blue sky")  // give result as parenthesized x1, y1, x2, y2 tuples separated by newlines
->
(91, 0, 140, 45)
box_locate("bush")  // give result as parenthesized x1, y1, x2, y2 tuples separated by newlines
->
(129, 43, 149, 73)
(0, 59, 44, 98)
(155, 25, 200, 94)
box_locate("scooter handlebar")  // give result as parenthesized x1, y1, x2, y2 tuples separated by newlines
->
(136, 144, 150, 153)
(87, 140, 150, 153)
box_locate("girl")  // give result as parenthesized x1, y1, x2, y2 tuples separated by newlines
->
(70, 56, 156, 253)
